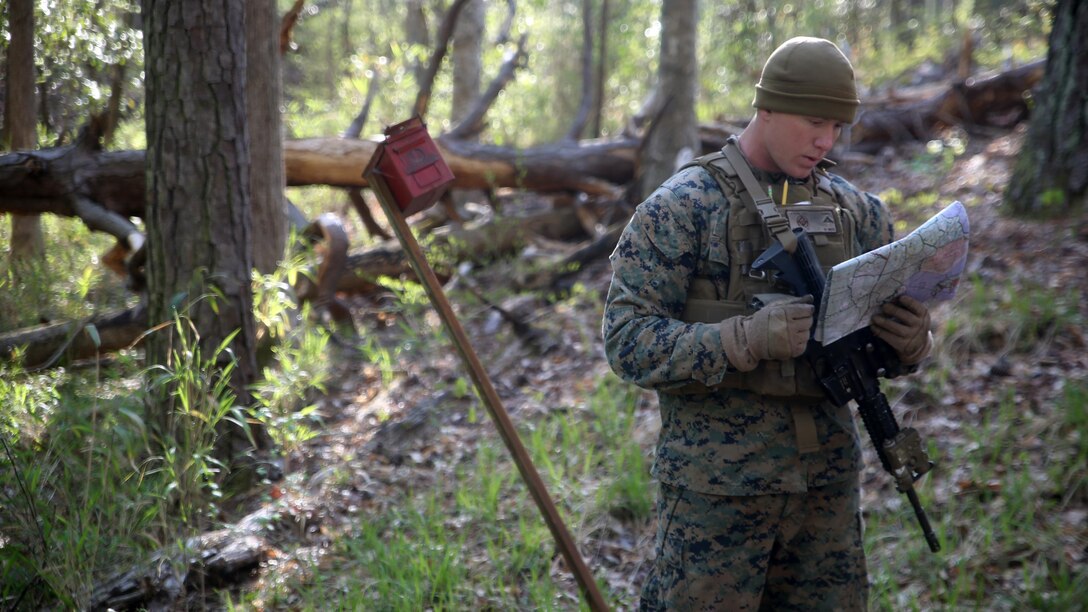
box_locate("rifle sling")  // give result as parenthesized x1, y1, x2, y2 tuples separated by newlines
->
(723, 143, 819, 453)
(722, 143, 798, 253)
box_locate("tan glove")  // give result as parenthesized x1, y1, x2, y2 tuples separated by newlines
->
(871, 295, 932, 365)
(720, 295, 814, 372)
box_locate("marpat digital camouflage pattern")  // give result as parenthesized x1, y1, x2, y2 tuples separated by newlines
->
(603, 149, 892, 610)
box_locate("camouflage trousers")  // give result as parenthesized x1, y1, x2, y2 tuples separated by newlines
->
(639, 478, 868, 611)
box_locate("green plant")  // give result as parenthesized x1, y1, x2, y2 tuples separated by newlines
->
(0, 216, 129, 333)
(0, 362, 162, 608)
(143, 315, 250, 529)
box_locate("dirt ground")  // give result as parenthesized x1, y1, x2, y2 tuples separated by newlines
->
(231, 125, 1088, 608)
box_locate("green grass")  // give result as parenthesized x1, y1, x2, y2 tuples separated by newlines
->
(1, 360, 165, 608)
(0, 260, 333, 608)
(870, 276, 1087, 611)
(867, 380, 1088, 611)
(229, 373, 649, 610)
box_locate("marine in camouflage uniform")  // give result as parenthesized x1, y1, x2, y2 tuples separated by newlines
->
(603, 37, 931, 611)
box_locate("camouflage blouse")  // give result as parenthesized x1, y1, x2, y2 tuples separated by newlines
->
(602, 163, 894, 495)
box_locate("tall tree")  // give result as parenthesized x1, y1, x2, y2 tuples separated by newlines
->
(589, 0, 609, 139)
(3, 0, 45, 261)
(247, 0, 287, 274)
(1005, 0, 1087, 215)
(142, 0, 259, 456)
(405, 0, 431, 88)
(636, 0, 699, 201)
(451, 0, 485, 127)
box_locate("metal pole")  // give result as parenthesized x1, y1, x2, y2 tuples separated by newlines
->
(368, 174, 610, 612)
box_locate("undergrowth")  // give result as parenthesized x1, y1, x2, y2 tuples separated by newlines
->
(1, 187, 1084, 609)
(0, 246, 333, 608)
(871, 278, 1088, 610)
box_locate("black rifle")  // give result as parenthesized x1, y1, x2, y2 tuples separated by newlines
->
(753, 227, 941, 553)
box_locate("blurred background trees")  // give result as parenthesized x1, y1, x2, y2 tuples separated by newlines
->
(1, 0, 1055, 153)
(1005, 0, 1086, 216)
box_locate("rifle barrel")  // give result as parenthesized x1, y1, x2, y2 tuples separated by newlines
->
(906, 487, 941, 552)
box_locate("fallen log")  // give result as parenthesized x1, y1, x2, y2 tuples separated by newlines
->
(0, 58, 1045, 223)
(1, 207, 592, 367)
(89, 498, 318, 610)
(283, 135, 635, 197)
(850, 59, 1045, 153)
(0, 136, 635, 225)
(0, 307, 147, 369)
(329, 206, 589, 294)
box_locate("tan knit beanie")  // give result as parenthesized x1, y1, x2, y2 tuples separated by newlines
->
(753, 37, 859, 124)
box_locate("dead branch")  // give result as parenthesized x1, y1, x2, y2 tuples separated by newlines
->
(413, 0, 473, 118)
(494, 0, 516, 45)
(346, 188, 391, 240)
(446, 33, 530, 140)
(90, 498, 319, 610)
(342, 71, 379, 139)
(279, 0, 306, 55)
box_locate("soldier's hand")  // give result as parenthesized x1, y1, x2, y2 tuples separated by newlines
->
(871, 295, 932, 365)
(721, 295, 814, 372)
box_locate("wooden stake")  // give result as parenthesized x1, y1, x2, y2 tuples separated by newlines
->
(368, 174, 610, 612)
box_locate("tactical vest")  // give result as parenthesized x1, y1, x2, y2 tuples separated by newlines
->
(675, 141, 858, 399)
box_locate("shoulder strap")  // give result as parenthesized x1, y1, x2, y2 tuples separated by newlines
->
(721, 143, 798, 254)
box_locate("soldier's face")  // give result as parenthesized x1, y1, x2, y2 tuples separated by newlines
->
(761, 111, 845, 178)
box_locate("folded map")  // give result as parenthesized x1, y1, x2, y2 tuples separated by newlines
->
(816, 201, 970, 345)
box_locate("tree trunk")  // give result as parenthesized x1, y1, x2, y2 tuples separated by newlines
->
(451, 0, 484, 127)
(637, 0, 699, 201)
(566, 0, 595, 141)
(143, 0, 259, 457)
(405, 0, 431, 88)
(247, 0, 288, 274)
(589, 0, 609, 139)
(1005, 0, 1088, 216)
(3, 0, 45, 261)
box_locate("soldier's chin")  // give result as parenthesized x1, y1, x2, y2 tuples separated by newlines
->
(785, 165, 812, 179)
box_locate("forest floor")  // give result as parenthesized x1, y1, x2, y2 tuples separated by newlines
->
(223, 125, 1088, 610)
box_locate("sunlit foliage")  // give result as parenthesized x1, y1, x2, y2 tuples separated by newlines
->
(0, 0, 143, 146)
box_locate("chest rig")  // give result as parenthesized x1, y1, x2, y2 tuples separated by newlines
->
(676, 141, 859, 402)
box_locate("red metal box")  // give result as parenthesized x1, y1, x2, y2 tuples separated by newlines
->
(363, 116, 455, 217)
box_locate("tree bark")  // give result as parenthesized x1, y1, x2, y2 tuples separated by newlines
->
(636, 0, 699, 201)
(143, 0, 259, 456)
(1005, 0, 1088, 215)
(451, 0, 484, 128)
(3, 0, 45, 261)
(247, 0, 288, 274)
(565, 0, 595, 141)
(405, 0, 431, 88)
